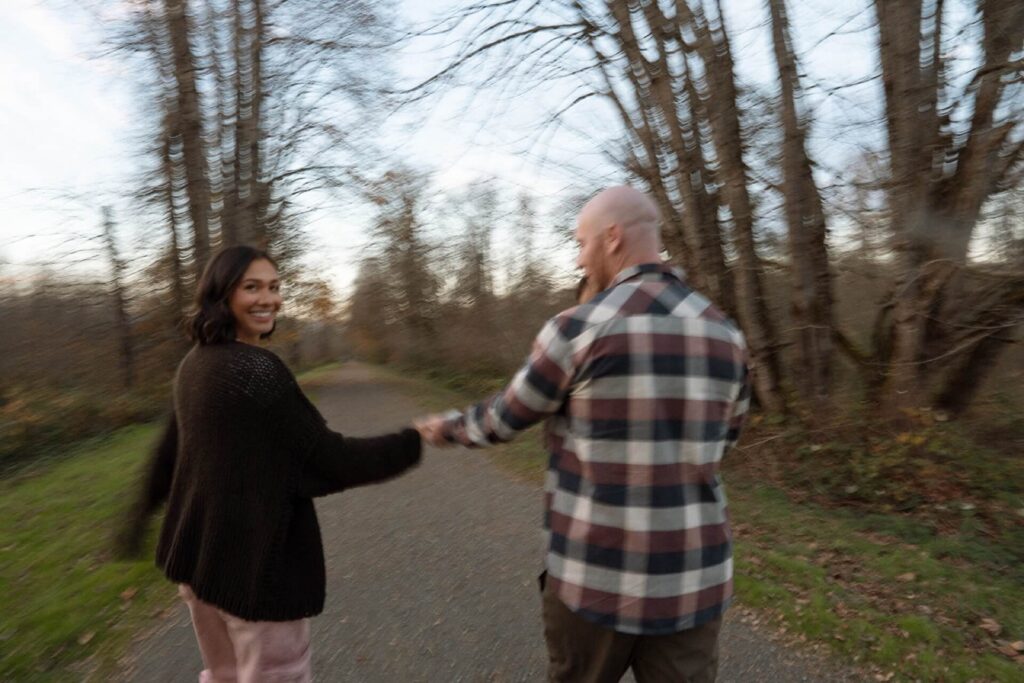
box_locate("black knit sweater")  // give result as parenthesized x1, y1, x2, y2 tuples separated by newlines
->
(120, 342, 421, 621)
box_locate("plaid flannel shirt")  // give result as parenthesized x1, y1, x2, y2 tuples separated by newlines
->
(441, 263, 750, 635)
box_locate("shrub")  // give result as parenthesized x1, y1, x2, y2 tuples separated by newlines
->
(0, 385, 167, 473)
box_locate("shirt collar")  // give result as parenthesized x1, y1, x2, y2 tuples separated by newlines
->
(609, 262, 686, 288)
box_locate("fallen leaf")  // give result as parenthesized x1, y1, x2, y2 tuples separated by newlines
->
(120, 587, 138, 601)
(997, 643, 1019, 658)
(1011, 641, 1024, 653)
(77, 632, 94, 645)
(896, 572, 916, 582)
(980, 618, 1002, 637)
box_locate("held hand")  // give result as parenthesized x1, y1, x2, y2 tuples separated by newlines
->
(413, 414, 450, 448)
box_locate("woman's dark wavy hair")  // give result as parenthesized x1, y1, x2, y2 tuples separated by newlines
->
(186, 245, 278, 345)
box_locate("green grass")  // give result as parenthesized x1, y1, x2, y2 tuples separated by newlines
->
(367, 362, 1024, 682)
(727, 478, 1024, 681)
(0, 424, 171, 681)
(0, 361, 346, 681)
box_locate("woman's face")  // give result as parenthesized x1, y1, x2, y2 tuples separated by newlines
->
(229, 258, 282, 344)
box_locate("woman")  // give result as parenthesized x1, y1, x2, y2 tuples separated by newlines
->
(118, 245, 421, 683)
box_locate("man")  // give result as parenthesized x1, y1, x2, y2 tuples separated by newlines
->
(416, 186, 750, 682)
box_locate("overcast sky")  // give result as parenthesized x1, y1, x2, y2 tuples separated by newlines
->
(0, 0, 888, 294)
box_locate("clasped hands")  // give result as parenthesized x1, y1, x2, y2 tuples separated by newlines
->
(413, 414, 451, 448)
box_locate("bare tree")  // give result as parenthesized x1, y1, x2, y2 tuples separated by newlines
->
(675, 0, 787, 411)
(597, 1, 734, 314)
(368, 169, 439, 353)
(106, 0, 400, 277)
(410, 0, 788, 410)
(450, 181, 499, 313)
(767, 0, 835, 401)
(347, 256, 396, 363)
(101, 208, 136, 389)
(509, 192, 554, 300)
(162, 0, 211, 274)
(873, 0, 1024, 411)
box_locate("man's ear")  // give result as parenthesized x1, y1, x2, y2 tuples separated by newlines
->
(605, 223, 622, 254)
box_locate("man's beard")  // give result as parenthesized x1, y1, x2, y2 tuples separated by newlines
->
(591, 261, 613, 292)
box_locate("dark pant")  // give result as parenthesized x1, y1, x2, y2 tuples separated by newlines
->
(539, 573, 721, 683)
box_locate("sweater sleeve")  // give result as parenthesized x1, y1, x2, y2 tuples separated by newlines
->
(268, 379, 422, 498)
(298, 428, 422, 498)
(115, 413, 178, 558)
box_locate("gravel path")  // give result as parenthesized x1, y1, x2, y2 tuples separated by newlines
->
(121, 364, 867, 682)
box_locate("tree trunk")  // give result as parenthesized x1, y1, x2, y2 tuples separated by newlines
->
(163, 0, 210, 275)
(232, 0, 251, 244)
(638, 0, 735, 315)
(933, 331, 1016, 416)
(933, 273, 1024, 415)
(678, 0, 787, 412)
(205, 0, 235, 247)
(248, 0, 265, 245)
(768, 0, 834, 401)
(678, 58, 735, 317)
(161, 120, 187, 320)
(101, 208, 135, 389)
(585, 26, 697, 281)
(144, 0, 189, 319)
(603, 0, 735, 314)
(230, 0, 266, 246)
(874, 0, 930, 409)
(875, 0, 1022, 411)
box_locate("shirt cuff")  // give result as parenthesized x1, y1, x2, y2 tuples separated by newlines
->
(440, 409, 465, 444)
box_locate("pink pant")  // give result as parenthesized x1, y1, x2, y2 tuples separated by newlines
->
(178, 584, 312, 683)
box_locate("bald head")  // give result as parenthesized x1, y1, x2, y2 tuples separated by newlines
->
(574, 186, 662, 291)
(580, 186, 659, 236)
